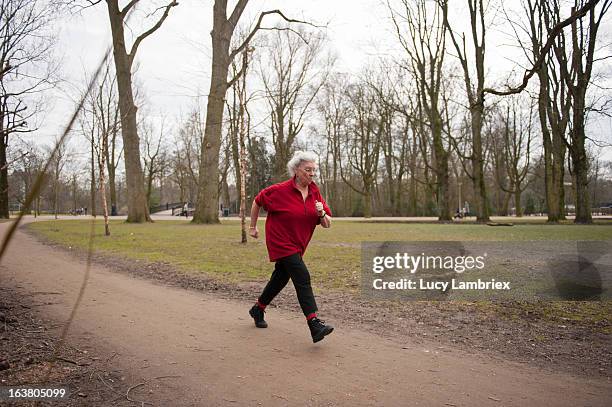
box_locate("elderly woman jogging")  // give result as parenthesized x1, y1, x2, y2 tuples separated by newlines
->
(248, 151, 334, 343)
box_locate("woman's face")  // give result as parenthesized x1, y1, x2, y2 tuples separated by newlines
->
(296, 161, 317, 186)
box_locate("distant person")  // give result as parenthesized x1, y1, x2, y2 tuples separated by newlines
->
(84, 207, 87, 216)
(248, 151, 334, 343)
(183, 202, 188, 218)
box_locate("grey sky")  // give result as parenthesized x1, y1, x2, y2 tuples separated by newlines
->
(34, 0, 611, 161)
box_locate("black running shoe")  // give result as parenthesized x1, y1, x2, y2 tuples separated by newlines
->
(308, 318, 334, 343)
(249, 305, 268, 328)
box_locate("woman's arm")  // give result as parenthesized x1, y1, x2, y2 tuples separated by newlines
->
(320, 213, 332, 228)
(249, 200, 261, 238)
(315, 200, 332, 228)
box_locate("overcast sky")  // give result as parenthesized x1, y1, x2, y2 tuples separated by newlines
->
(34, 0, 612, 161)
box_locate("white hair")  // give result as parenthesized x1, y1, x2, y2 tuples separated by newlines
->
(287, 151, 318, 177)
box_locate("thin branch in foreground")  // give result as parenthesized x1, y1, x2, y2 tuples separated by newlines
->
(0, 8, 138, 386)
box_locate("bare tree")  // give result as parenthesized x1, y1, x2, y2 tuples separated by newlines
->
(48, 139, 67, 219)
(142, 119, 167, 208)
(80, 61, 123, 216)
(380, 67, 424, 217)
(86, 118, 111, 233)
(95, 64, 122, 216)
(0, 0, 59, 218)
(494, 96, 535, 216)
(366, 66, 410, 217)
(487, 109, 511, 216)
(83, 86, 111, 230)
(89, 125, 97, 217)
(259, 28, 329, 182)
(170, 148, 189, 204)
(96, 136, 110, 234)
(171, 107, 203, 207)
(193, 1, 315, 224)
(227, 53, 244, 220)
(558, 0, 610, 223)
(438, 0, 491, 222)
(510, 0, 570, 222)
(226, 41, 255, 241)
(10, 141, 45, 215)
(514, 0, 610, 223)
(317, 74, 351, 214)
(390, 0, 452, 220)
(237, 49, 252, 243)
(79, 66, 122, 230)
(101, 0, 178, 222)
(340, 82, 383, 218)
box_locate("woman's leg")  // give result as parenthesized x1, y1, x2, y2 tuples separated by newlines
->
(258, 260, 291, 306)
(281, 253, 318, 317)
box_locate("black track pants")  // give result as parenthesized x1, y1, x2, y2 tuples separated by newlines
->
(258, 253, 317, 317)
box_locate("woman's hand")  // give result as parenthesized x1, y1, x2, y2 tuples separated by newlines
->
(249, 226, 259, 239)
(315, 200, 324, 216)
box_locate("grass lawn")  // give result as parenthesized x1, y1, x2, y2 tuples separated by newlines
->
(27, 219, 612, 290)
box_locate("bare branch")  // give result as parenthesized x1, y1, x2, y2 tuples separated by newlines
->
(228, 0, 249, 28)
(227, 56, 248, 89)
(229, 10, 321, 62)
(128, 1, 179, 67)
(121, 0, 140, 17)
(484, 0, 600, 96)
(62, 0, 102, 13)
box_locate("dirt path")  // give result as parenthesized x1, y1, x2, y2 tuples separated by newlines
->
(1, 221, 610, 406)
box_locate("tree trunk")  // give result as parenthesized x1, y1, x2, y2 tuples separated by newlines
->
(194, 78, 227, 223)
(54, 178, 58, 219)
(105, 130, 118, 215)
(230, 90, 242, 218)
(0, 130, 9, 219)
(90, 135, 97, 217)
(106, 0, 151, 223)
(108, 166, 117, 215)
(99, 153, 111, 236)
(538, 82, 566, 222)
(146, 163, 154, 207)
(72, 175, 77, 215)
(409, 173, 417, 216)
(394, 179, 403, 216)
(514, 188, 522, 217)
(432, 116, 451, 221)
(363, 187, 372, 218)
(239, 79, 248, 243)
(193, 3, 231, 224)
(408, 140, 418, 216)
(552, 133, 566, 220)
(501, 191, 511, 216)
(572, 114, 592, 224)
(471, 104, 489, 222)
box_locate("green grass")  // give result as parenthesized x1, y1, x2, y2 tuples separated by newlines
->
(27, 219, 612, 289)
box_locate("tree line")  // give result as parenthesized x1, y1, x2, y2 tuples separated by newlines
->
(1, 0, 611, 226)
